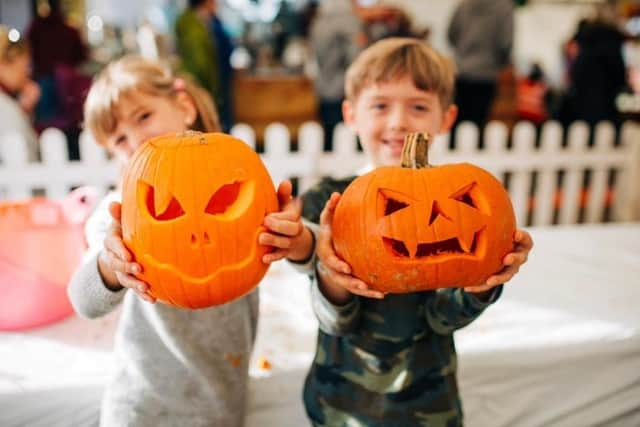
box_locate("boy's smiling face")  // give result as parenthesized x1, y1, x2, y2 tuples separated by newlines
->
(343, 74, 457, 168)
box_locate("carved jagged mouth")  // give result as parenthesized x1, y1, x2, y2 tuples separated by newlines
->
(383, 232, 479, 258)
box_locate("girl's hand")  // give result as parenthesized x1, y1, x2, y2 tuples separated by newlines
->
(316, 192, 385, 303)
(259, 180, 313, 264)
(465, 229, 534, 294)
(97, 201, 156, 303)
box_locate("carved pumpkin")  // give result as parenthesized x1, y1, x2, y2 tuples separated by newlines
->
(332, 133, 516, 293)
(121, 132, 278, 308)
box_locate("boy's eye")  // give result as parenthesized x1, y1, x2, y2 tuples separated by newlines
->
(371, 103, 386, 110)
(413, 105, 428, 112)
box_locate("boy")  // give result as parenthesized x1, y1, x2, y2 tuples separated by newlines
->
(291, 38, 533, 426)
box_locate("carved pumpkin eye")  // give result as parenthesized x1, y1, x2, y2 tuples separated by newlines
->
(205, 181, 254, 217)
(450, 182, 478, 209)
(139, 181, 185, 221)
(378, 189, 410, 216)
(205, 182, 241, 215)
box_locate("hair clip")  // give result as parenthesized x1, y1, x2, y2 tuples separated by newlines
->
(173, 78, 186, 91)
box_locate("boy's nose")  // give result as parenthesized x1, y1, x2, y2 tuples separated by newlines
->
(389, 108, 409, 131)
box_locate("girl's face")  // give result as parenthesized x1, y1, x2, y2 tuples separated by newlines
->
(105, 90, 196, 162)
(342, 74, 457, 168)
(0, 52, 31, 92)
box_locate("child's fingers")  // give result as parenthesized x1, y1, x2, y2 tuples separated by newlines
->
(319, 192, 341, 227)
(103, 248, 140, 274)
(322, 253, 351, 275)
(114, 271, 156, 303)
(276, 180, 293, 208)
(465, 282, 496, 293)
(104, 232, 131, 262)
(487, 265, 519, 286)
(115, 271, 146, 292)
(515, 229, 534, 249)
(263, 216, 302, 237)
(108, 201, 122, 221)
(258, 232, 291, 249)
(503, 251, 527, 267)
(262, 249, 287, 264)
(317, 262, 383, 299)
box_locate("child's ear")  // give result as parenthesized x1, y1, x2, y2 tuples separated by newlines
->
(342, 99, 356, 130)
(439, 104, 458, 134)
(175, 92, 198, 127)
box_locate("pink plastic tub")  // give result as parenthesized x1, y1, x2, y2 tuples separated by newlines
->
(0, 187, 98, 331)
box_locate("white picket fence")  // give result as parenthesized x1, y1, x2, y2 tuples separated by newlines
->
(1, 120, 639, 227)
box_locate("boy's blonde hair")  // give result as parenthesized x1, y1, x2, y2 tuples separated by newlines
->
(0, 25, 29, 62)
(345, 37, 456, 108)
(84, 55, 220, 144)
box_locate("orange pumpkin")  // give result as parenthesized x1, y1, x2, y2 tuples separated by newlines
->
(332, 133, 516, 293)
(121, 132, 278, 308)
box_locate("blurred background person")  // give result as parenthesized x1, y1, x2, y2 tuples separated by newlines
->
(0, 25, 40, 161)
(448, 0, 514, 128)
(175, 0, 222, 126)
(26, 0, 87, 126)
(26, 0, 89, 160)
(561, 8, 627, 127)
(210, 1, 235, 132)
(309, 0, 363, 151)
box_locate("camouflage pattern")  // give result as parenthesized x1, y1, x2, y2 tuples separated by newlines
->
(301, 177, 502, 427)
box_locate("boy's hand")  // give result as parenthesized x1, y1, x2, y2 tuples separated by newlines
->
(259, 180, 313, 264)
(316, 192, 385, 303)
(465, 229, 533, 294)
(97, 201, 156, 303)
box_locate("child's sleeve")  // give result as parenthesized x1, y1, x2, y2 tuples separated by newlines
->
(298, 177, 362, 335)
(424, 286, 503, 335)
(286, 218, 318, 275)
(310, 278, 361, 336)
(67, 193, 126, 319)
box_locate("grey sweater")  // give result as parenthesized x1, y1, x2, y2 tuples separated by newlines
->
(68, 193, 259, 427)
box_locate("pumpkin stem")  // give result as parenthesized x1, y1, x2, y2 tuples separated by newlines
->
(401, 132, 431, 169)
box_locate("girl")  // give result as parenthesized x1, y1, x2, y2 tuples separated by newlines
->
(0, 25, 40, 161)
(68, 55, 313, 426)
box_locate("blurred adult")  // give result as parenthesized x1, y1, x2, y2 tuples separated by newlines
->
(447, 0, 514, 127)
(175, 0, 222, 120)
(26, 0, 87, 125)
(210, 4, 235, 132)
(310, 0, 363, 151)
(0, 26, 40, 161)
(563, 17, 627, 126)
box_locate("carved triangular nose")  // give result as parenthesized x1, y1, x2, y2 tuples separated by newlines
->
(190, 232, 212, 247)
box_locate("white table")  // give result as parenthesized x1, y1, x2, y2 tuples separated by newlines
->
(1, 223, 639, 427)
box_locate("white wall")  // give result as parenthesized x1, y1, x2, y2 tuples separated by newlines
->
(0, 0, 31, 32)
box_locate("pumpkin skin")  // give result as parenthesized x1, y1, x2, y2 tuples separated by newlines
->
(120, 132, 278, 308)
(332, 133, 516, 293)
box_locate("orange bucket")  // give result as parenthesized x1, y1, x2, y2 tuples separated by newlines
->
(0, 187, 98, 331)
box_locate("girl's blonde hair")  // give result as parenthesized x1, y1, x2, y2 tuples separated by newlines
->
(84, 55, 220, 144)
(345, 37, 456, 108)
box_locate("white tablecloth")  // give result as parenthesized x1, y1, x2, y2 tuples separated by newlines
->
(1, 223, 639, 427)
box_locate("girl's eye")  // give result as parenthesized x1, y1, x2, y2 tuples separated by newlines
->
(138, 112, 151, 123)
(114, 135, 126, 146)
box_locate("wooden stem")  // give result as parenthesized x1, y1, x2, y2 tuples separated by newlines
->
(400, 132, 431, 168)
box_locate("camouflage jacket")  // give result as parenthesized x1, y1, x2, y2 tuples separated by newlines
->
(301, 177, 502, 427)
